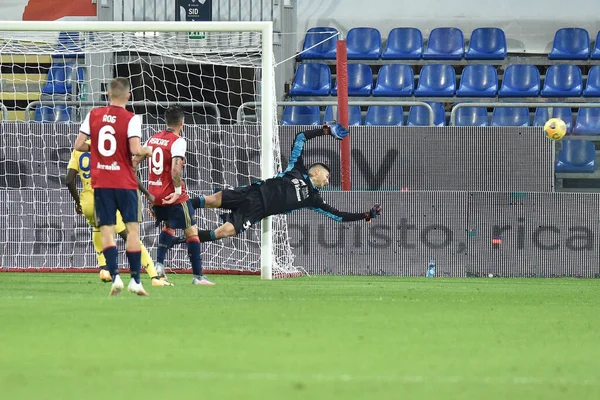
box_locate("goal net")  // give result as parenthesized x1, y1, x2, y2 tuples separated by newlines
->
(0, 21, 298, 279)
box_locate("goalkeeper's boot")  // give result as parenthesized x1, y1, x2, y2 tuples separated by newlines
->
(127, 278, 149, 296)
(151, 277, 174, 287)
(192, 275, 215, 286)
(109, 274, 124, 296)
(99, 269, 112, 283)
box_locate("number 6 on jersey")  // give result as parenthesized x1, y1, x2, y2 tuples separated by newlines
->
(98, 125, 117, 157)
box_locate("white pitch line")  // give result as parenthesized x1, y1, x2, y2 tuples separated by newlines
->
(30, 369, 600, 386)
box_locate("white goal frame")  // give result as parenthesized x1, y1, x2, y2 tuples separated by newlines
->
(0, 20, 277, 280)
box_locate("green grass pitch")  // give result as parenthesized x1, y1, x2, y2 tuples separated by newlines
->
(1, 274, 600, 400)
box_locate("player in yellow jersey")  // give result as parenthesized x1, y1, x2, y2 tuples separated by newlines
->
(65, 141, 172, 286)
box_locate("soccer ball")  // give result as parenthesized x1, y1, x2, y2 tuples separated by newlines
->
(544, 118, 567, 141)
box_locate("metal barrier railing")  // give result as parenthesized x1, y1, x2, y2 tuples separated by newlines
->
(238, 101, 436, 126)
(450, 102, 600, 126)
(24, 101, 221, 125)
(0, 103, 8, 121)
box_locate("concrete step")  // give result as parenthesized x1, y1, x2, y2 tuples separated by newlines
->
(4, 110, 32, 121)
(0, 54, 52, 64)
(0, 91, 40, 101)
(0, 73, 46, 84)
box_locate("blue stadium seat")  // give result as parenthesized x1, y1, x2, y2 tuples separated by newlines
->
(414, 64, 456, 96)
(533, 108, 549, 126)
(592, 31, 600, 59)
(298, 27, 338, 60)
(53, 31, 83, 59)
(331, 64, 373, 96)
(33, 105, 72, 123)
(423, 27, 464, 60)
(372, 64, 414, 97)
(555, 140, 596, 173)
(346, 27, 382, 60)
(365, 106, 404, 126)
(548, 28, 590, 60)
(456, 64, 498, 97)
(465, 28, 507, 59)
(583, 65, 600, 97)
(574, 108, 600, 135)
(533, 108, 572, 131)
(42, 63, 83, 95)
(381, 28, 423, 59)
(407, 102, 446, 126)
(491, 107, 530, 126)
(454, 106, 488, 127)
(541, 65, 583, 97)
(497, 64, 540, 97)
(281, 105, 320, 125)
(324, 105, 362, 126)
(289, 63, 331, 96)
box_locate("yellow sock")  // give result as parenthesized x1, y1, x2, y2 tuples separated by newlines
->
(92, 228, 106, 268)
(140, 241, 157, 278)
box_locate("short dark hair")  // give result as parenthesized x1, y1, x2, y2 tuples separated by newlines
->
(308, 163, 330, 173)
(165, 105, 185, 127)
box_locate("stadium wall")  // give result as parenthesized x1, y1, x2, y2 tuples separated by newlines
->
(2, 189, 598, 277)
(287, 191, 600, 278)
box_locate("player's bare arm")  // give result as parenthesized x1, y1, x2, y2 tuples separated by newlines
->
(130, 153, 155, 205)
(162, 157, 184, 205)
(131, 154, 147, 169)
(74, 132, 90, 152)
(136, 173, 154, 206)
(128, 136, 152, 157)
(65, 168, 83, 215)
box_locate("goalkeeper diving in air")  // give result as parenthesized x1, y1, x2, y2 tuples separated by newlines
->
(188, 123, 382, 243)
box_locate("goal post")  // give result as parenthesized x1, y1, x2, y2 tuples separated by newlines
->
(259, 22, 275, 280)
(0, 20, 298, 279)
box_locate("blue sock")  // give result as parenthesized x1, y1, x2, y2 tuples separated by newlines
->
(103, 246, 119, 281)
(126, 251, 142, 284)
(190, 196, 205, 209)
(187, 238, 203, 276)
(157, 230, 175, 264)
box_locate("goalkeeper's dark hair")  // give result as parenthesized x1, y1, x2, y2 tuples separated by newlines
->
(165, 105, 185, 127)
(308, 163, 330, 174)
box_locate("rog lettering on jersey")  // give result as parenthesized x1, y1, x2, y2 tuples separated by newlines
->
(102, 115, 117, 123)
(148, 138, 170, 146)
(148, 178, 163, 186)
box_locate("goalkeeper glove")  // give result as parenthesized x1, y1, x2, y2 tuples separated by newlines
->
(323, 122, 349, 140)
(365, 204, 382, 223)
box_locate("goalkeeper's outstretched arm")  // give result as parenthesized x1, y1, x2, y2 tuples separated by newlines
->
(284, 123, 348, 173)
(310, 197, 382, 223)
